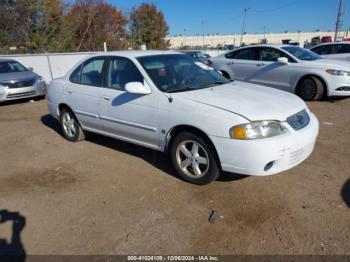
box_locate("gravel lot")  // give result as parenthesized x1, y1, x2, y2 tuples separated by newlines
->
(0, 98, 349, 255)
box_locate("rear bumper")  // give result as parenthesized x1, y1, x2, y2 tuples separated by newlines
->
(0, 84, 46, 102)
(210, 113, 319, 176)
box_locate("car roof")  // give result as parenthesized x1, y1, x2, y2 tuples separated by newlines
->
(0, 58, 17, 62)
(219, 44, 293, 56)
(311, 42, 350, 48)
(90, 50, 182, 58)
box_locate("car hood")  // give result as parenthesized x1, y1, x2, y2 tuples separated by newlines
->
(174, 81, 306, 121)
(0, 71, 39, 82)
(302, 59, 350, 69)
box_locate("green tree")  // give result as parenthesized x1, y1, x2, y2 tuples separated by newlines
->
(0, 0, 66, 53)
(129, 3, 170, 49)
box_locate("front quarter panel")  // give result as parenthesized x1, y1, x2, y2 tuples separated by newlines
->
(158, 93, 249, 150)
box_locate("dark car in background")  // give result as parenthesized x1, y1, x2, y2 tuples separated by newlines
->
(180, 50, 211, 64)
(0, 59, 46, 102)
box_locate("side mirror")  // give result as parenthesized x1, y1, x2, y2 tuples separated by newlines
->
(125, 81, 151, 95)
(27, 67, 34, 72)
(277, 57, 289, 65)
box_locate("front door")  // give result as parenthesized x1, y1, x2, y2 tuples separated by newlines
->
(251, 47, 295, 92)
(99, 56, 160, 149)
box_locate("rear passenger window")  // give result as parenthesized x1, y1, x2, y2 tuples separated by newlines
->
(70, 65, 82, 83)
(332, 44, 350, 54)
(227, 48, 257, 60)
(80, 57, 105, 86)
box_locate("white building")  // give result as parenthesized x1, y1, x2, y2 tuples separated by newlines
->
(167, 30, 350, 49)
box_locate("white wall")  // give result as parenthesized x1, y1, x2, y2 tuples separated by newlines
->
(0, 52, 98, 84)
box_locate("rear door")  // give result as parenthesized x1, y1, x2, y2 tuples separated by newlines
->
(65, 56, 106, 131)
(99, 56, 160, 148)
(225, 47, 260, 81)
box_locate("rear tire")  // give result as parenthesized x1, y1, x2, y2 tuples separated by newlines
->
(297, 77, 324, 101)
(59, 108, 85, 142)
(170, 132, 220, 185)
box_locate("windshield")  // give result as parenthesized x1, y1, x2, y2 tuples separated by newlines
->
(137, 54, 229, 93)
(0, 61, 28, 73)
(282, 46, 321, 61)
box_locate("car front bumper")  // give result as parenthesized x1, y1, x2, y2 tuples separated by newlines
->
(210, 112, 319, 176)
(0, 84, 46, 102)
(327, 75, 350, 96)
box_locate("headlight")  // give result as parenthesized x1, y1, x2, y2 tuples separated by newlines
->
(326, 69, 350, 77)
(230, 121, 288, 140)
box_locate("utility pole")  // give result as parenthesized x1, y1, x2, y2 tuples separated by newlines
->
(201, 21, 206, 50)
(184, 28, 187, 48)
(334, 0, 344, 42)
(240, 8, 250, 46)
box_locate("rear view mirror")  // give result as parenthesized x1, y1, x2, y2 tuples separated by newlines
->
(277, 57, 289, 64)
(125, 81, 151, 95)
(27, 67, 34, 71)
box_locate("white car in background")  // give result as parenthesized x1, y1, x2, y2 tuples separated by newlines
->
(48, 51, 318, 185)
(209, 45, 350, 100)
(310, 42, 350, 62)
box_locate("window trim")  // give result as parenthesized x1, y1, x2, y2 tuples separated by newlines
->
(102, 56, 145, 91)
(69, 56, 107, 87)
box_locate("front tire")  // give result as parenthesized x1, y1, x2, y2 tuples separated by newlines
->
(170, 132, 220, 185)
(298, 77, 324, 101)
(59, 108, 85, 142)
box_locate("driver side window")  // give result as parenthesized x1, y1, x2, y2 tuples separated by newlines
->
(259, 48, 293, 62)
(107, 57, 144, 91)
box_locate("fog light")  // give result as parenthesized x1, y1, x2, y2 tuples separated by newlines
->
(264, 161, 274, 172)
(336, 86, 350, 91)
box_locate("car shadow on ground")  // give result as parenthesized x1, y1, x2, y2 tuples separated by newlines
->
(0, 97, 45, 107)
(341, 179, 350, 208)
(41, 114, 248, 183)
(0, 210, 26, 262)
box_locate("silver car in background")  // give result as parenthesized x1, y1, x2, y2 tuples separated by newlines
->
(0, 59, 46, 102)
(209, 45, 350, 101)
(310, 42, 350, 62)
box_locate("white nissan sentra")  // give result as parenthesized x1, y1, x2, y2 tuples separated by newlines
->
(47, 51, 319, 185)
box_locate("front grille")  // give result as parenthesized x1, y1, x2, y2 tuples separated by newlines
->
(7, 91, 36, 99)
(6, 79, 36, 89)
(287, 109, 310, 131)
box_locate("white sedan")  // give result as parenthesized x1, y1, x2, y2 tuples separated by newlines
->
(310, 42, 350, 62)
(47, 51, 318, 185)
(209, 45, 350, 100)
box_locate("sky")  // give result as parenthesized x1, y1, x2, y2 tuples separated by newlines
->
(109, 0, 350, 36)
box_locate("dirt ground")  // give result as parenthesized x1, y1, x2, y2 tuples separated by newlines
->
(0, 97, 349, 255)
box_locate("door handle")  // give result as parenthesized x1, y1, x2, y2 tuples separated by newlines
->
(66, 90, 72, 94)
(101, 97, 111, 101)
(257, 63, 265, 67)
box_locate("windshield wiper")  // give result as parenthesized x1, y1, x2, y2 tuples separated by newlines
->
(167, 86, 194, 93)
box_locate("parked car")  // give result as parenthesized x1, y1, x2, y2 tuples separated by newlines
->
(180, 50, 211, 64)
(209, 45, 350, 101)
(47, 51, 319, 185)
(310, 42, 350, 62)
(0, 59, 46, 102)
